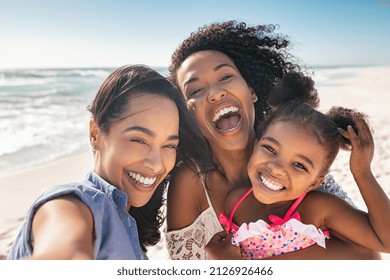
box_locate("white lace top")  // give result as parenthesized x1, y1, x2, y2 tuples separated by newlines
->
(164, 173, 354, 260)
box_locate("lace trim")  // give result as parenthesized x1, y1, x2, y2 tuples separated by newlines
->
(165, 207, 223, 260)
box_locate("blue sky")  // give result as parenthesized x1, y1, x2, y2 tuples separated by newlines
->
(1, 0, 389, 68)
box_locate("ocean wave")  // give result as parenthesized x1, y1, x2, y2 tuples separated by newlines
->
(0, 68, 113, 79)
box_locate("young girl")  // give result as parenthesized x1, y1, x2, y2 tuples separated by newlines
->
(8, 64, 213, 260)
(219, 72, 390, 259)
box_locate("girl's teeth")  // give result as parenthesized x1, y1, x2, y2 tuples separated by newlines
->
(260, 175, 284, 191)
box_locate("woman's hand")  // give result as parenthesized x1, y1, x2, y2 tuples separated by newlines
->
(205, 231, 242, 260)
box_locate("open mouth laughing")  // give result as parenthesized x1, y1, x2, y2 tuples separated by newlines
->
(260, 173, 285, 191)
(212, 106, 241, 131)
(128, 171, 157, 188)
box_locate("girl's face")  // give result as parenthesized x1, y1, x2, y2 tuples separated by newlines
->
(247, 121, 326, 205)
(91, 94, 179, 210)
(176, 50, 258, 152)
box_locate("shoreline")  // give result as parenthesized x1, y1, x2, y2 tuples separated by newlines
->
(0, 152, 93, 259)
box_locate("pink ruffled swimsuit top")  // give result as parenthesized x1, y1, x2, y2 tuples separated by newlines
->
(219, 188, 330, 259)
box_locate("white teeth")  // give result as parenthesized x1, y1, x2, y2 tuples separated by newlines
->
(260, 174, 284, 191)
(212, 106, 239, 122)
(128, 171, 157, 187)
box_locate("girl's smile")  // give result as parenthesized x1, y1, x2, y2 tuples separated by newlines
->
(248, 121, 326, 205)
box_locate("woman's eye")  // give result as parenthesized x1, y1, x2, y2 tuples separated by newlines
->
(130, 138, 146, 145)
(189, 88, 203, 97)
(220, 74, 233, 81)
(293, 162, 308, 172)
(164, 144, 178, 150)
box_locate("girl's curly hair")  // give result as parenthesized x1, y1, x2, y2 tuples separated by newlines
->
(169, 20, 302, 127)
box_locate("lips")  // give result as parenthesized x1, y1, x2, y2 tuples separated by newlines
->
(128, 171, 157, 188)
(212, 105, 241, 131)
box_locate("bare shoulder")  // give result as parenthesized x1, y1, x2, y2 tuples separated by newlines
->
(304, 190, 352, 207)
(299, 190, 356, 222)
(166, 162, 209, 230)
(34, 194, 93, 227)
(32, 194, 94, 259)
(224, 186, 249, 214)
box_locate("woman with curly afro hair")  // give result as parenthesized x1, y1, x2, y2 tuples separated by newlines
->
(165, 20, 379, 260)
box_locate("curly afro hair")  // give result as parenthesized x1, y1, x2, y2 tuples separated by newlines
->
(169, 20, 302, 127)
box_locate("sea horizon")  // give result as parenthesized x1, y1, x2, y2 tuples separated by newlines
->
(1, 65, 389, 177)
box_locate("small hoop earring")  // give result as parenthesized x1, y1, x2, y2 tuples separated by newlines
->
(91, 137, 96, 153)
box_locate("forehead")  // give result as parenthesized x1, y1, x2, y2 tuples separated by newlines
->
(177, 50, 237, 79)
(263, 121, 326, 164)
(264, 121, 315, 144)
(117, 93, 179, 130)
(182, 50, 235, 67)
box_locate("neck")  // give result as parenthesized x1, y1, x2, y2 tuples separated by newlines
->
(211, 137, 254, 188)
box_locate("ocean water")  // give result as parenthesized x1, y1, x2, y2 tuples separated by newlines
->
(0, 67, 168, 176)
(0, 66, 387, 177)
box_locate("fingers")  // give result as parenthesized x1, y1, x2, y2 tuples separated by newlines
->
(356, 116, 374, 143)
(338, 114, 374, 147)
(209, 230, 228, 243)
(338, 125, 359, 147)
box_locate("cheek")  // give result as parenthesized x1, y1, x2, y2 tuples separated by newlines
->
(247, 153, 260, 177)
(164, 150, 177, 173)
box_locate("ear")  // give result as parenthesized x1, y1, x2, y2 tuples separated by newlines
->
(250, 88, 258, 103)
(307, 175, 325, 192)
(89, 118, 100, 150)
(186, 100, 196, 112)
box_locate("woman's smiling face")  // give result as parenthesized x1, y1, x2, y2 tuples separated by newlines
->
(176, 50, 258, 152)
(91, 93, 179, 210)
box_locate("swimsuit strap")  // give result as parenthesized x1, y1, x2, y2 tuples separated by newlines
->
(284, 192, 307, 219)
(228, 187, 253, 226)
(191, 160, 213, 208)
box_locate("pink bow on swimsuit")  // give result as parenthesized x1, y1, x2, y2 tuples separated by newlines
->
(269, 212, 301, 226)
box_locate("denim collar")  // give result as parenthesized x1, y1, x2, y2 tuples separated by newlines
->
(86, 171, 128, 211)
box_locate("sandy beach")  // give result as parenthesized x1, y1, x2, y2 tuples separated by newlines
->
(0, 66, 389, 260)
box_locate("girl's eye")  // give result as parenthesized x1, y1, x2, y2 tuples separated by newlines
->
(292, 162, 308, 172)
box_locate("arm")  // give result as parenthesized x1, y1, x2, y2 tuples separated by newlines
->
(205, 187, 246, 260)
(31, 194, 94, 260)
(333, 117, 390, 252)
(166, 164, 204, 231)
(165, 163, 212, 259)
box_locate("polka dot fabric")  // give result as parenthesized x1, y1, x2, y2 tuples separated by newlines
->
(231, 218, 328, 259)
(220, 188, 329, 259)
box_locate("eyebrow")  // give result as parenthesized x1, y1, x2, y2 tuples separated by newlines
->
(183, 63, 236, 88)
(262, 136, 315, 169)
(123, 126, 179, 141)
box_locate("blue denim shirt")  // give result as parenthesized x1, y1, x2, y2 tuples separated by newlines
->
(8, 171, 147, 260)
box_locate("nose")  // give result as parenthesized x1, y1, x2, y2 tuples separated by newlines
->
(144, 148, 164, 173)
(207, 84, 227, 103)
(267, 160, 286, 176)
